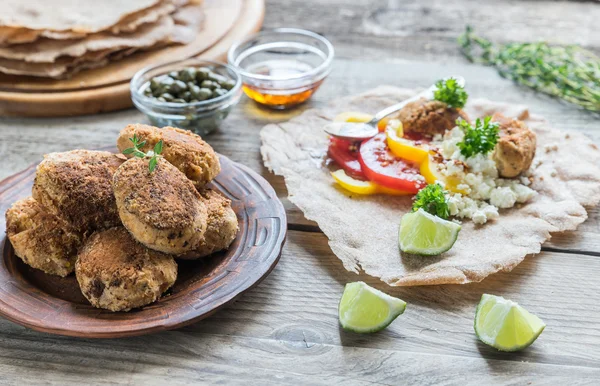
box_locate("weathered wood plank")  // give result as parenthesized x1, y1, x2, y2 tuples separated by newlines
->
(0, 334, 598, 385)
(0, 230, 598, 385)
(265, 0, 600, 61)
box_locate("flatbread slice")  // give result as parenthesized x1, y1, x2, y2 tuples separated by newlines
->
(0, 50, 114, 78)
(260, 86, 600, 286)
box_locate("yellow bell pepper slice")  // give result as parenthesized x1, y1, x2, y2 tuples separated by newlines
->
(385, 125, 429, 164)
(331, 170, 412, 196)
(419, 155, 467, 194)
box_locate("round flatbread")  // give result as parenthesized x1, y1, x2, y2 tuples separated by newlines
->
(260, 86, 600, 286)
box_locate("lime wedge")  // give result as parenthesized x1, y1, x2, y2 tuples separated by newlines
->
(338, 281, 407, 333)
(474, 294, 546, 352)
(399, 208, 461, 255)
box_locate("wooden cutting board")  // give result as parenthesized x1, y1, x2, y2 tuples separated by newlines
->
(0, 0, 264, 117)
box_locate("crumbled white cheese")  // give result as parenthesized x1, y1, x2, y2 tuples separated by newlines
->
(519, 175, 531, 186)
(446, 160, 464, 176)
(471, 210, 487, 224)
(447, 194, 500, 224)
(490, 187, 517, 208)
(497, 179, 537, 203)
(431, 126, 536, 224)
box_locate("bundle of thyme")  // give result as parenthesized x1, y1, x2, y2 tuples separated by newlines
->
(458, 26, 600, 112)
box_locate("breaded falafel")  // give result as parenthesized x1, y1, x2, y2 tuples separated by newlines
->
(179, 189, 239, 260)
(5, 197, 82, 277)
(117, 124, 221, 187)
(491, 112, 537, 177)
(32, 150, 124, 232)
(76, 227, 177, 312)
(112, 157, 208, 255)
(396, 98, 470, 137)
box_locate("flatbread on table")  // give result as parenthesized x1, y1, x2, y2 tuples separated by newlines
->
(0, 16, 181, 78)
(0, 15, 177, 63)
(0, 0, 193, 46)
(0, 1, 205, 78)
(0, 0, 160, 32)
(260, 86, 600, 286)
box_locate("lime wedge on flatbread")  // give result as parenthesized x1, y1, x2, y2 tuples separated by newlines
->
(399, 208, 461, 255)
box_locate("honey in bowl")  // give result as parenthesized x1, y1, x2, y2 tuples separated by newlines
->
(228, 28, 334, 110)
(241, 59, 324, 109)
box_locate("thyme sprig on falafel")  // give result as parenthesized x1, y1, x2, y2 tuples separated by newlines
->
(122, 134, 164, 172)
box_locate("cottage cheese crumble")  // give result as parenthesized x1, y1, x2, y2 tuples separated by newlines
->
(432, 127, 536, 224)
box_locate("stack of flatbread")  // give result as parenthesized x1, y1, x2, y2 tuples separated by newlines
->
(0, 0, 205, 78)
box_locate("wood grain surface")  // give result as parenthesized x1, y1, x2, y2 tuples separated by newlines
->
(0, 0, 265, 117)
(0, 155, 286, 338)
(0, 0, 599, 384)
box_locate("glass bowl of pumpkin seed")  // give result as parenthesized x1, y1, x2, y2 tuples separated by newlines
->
(131, 58, 242, 136)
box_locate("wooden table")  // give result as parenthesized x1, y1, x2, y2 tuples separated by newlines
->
(1, 1, 599, 384)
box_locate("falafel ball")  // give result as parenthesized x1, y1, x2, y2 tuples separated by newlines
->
(5, 197, 82, 277)
(117, 124, 221, 188)
(112, 157, 208, 255)
(396, 98, 470, 137)
(32, 150, 124, 232)
(491, 113, 537, 178)
(178, 189, 239, 260)
(76, 227, 177, 312)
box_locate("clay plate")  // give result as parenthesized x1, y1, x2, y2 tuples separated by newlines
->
(0, 153, 286, 338)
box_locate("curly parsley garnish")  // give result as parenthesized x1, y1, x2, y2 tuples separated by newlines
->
(456, 117, 500, 158)
(122, 134, 164, 172)
(433, 78, 468, 108)
(412, 184, 450, 220)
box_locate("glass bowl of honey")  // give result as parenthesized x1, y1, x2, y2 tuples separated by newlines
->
(227, 28, 334, 110)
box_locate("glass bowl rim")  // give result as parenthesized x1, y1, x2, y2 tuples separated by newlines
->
(130, 58, 242, 110)
(227, 28, 335, 82)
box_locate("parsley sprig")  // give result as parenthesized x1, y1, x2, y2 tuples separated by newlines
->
(456, 117, 500, 158)
(122, 134, 164, 172)
(433, 78, 468, 108)
(412, 184, 450, 220)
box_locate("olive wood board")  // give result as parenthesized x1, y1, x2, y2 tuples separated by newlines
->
(0, 0, 265, 117)
(0, 152, 286, 338)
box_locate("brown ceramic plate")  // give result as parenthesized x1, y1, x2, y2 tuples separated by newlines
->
(0, 153, 286, 338)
